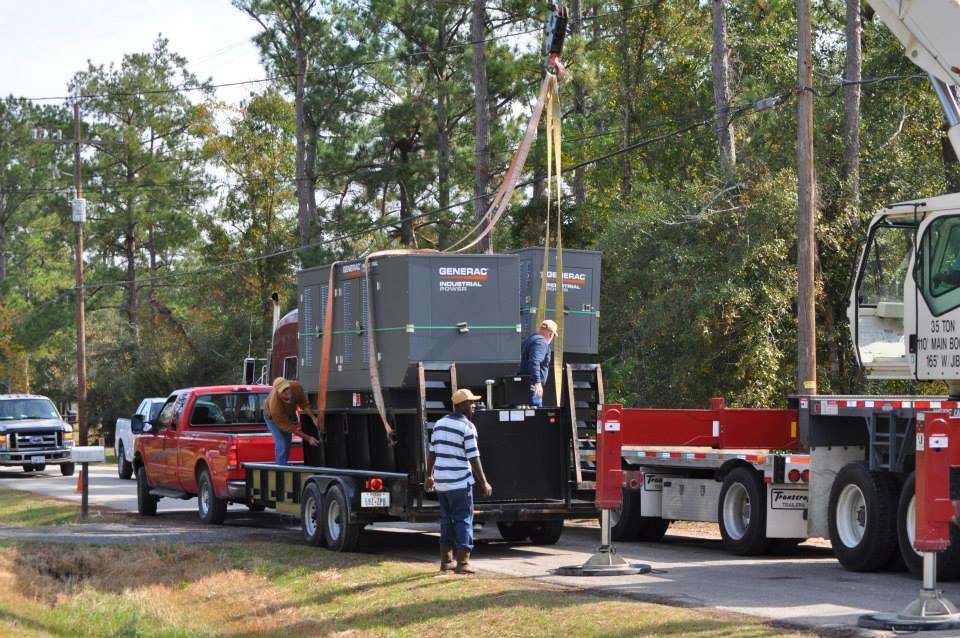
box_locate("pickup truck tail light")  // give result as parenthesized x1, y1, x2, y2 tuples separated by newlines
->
(228, 443, 239, 470)
(365, 477, 384, 491)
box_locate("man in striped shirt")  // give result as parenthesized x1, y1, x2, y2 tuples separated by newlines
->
(425, 388, 493, 574)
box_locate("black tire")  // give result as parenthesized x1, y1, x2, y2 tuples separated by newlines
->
(718, 467, 769, 556)
(300, 482, 325, 547)
(117, 443, 133, 480)
(609, 487, 669, 542)
(21, 465, 34, 473)
(137, 466, 158, 516)
(60, 463, 75, 477)
(897, 472, 960, 580)
(34, 464, 46, 472)
(197, 468, 227, 525)
(247, 502, 266, 513)
(322, 484, 361, 552)
(828, 462, 899, 572)
(497, 521, 532, 542)
(528, 520, 564, 545)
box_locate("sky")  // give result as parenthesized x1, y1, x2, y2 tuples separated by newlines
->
(0, 0, 266, 105)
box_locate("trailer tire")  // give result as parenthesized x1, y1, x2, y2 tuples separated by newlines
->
(117, 443, 133, 479)
(137, 467, 158, 516)
(719, 467, 769, 556)
(60, 463, 74, 477)
(828, 462, 898, 572)
(197, 468, 227, 525)
(897, 472, 960, 580)
(300, 482, 325, 547)
(528, 520, 564, 545)
(497, 521, 531, 542)
(323, 484, 360, 552)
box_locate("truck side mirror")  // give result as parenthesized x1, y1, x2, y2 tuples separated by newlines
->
(131, 414, 146, 434)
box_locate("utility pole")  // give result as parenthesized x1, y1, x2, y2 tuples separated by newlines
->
(796, 0, 817, 395)
(71, 96, 89, 518)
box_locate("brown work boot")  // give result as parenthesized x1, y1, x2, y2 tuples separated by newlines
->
(439, 545, 454, 572)
(454, 549, 475, 575)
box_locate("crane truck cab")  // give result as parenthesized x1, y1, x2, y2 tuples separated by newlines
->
(850, 195, 960, 395)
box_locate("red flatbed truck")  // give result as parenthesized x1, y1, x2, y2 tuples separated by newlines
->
(597, 394, 960, 578)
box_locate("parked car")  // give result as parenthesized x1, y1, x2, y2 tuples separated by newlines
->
(0, 394, 75, 475)
(115, 397, 165, 479)
(132, 385, 303, 522)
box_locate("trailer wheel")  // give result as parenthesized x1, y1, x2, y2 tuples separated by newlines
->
(197, 468, 227, 525)
(300, 482, 325, 547)
(528, 521, 564, 545)
(497, 521, 531, 542)
(897, 472, 960, 580)
(609, 488, 669, 542)
(136, 467, 158, 516)
(718, 467, 769, 555)
(828, 462, 898, 572)
(323, 484, 360, 552)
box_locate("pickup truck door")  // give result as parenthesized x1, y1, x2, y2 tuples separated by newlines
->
(141, 396, 176, 488)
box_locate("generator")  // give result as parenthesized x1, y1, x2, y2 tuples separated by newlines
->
(514, 247, 601, 355)
(297, 253, 521, 394)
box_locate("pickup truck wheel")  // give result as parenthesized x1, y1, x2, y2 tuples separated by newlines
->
(497, 521, 532, 542)
(897, 472, 960, 580)
(247, 503, 266, 513)
(197, 469, 227, 525)
(828, 462, 899, 572)
(21, 465, 35, 473)
(719, 467, 769, 556)
(60, 463, 75, 477)
(323, 484, 360, 552)
(528, 521, 564, 545)
(300, 483, 325, 547)
(117, 443, 133, 479)
(137, 467, 158, 516)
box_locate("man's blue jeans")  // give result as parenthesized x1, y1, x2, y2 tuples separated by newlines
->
(265, 417, 292, 465)
(530, 385, 543, 407)
(438, 487, 474, 551)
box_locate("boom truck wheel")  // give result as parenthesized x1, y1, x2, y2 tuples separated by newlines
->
(718, 467, 769, 555)
(609, 487, 669, 542)
(528, 520, 564, 545)
(827, 462, 899, 572)
(497, 521, 532, 542)
(136, 466, 158, 516)
(322, 484, 361, 552)
(896, 472, 960, 580)
(197, 467, 227, 525)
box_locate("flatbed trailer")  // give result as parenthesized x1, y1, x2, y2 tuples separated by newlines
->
(596, 395, 960, 577)
(241, 401, 597, 551)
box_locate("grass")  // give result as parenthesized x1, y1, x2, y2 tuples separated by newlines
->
(0, 487, 820, 637)
(0, 486, 124, 526)
(0, 541, 819, 638)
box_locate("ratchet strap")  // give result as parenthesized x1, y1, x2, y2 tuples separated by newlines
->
(535, 77, 565, 406)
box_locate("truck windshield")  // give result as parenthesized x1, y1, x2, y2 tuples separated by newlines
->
(0, 399, 60, 421)
(190, 393, 267, 427)
(859, 222, 915, 305)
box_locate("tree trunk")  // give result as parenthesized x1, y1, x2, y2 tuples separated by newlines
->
(147, 224, 157, 324)
(124, 217, 139, 345)
(436, 12, 451, 232)
(0, 220, 6, 284)
(942, 123, 960, 192)
(843, 0, 862, 208)
(471, 0, 492, 253)
(305, 114, 318, 225)
(571, 0, 586, 208)
(398, 147, 415, 247)
(294, 41, 312, 248)
(711, 0, 736, 185)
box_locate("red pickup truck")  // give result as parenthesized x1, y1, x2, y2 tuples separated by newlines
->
(131, 385, 303, 523)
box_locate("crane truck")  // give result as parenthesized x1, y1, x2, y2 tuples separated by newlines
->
(595, 0, 960, 579)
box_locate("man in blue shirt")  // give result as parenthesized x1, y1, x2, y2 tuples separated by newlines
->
(517, 319, 557, 407)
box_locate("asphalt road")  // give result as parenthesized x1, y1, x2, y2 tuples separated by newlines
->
(3, 463, 960, 637)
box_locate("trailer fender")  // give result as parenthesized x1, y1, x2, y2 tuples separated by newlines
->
(717, 458, 756, 482)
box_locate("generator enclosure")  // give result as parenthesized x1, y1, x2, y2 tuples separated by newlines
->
(514, 248, 601, 354)
(298, 253, 521, 392)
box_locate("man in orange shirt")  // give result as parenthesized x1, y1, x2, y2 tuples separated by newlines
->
(263, 377, 320, 465)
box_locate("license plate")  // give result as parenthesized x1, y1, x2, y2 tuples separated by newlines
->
(30, 456, 44, 465)
(361, 492, 389, 508)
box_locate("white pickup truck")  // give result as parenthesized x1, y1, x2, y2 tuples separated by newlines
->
(115, 397, 164, 479)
